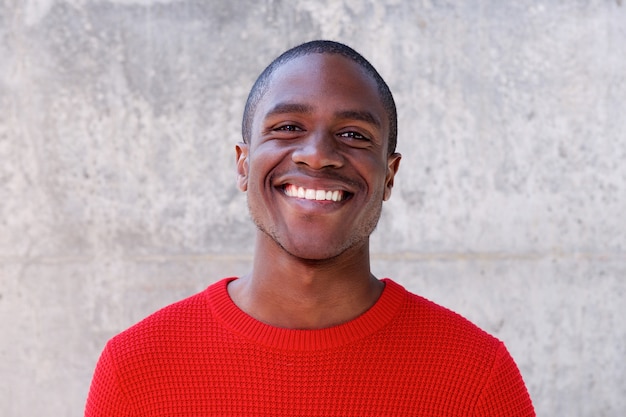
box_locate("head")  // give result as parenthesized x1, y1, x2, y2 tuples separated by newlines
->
(236, 41, 401, 261)
(242, 40, 398, 156)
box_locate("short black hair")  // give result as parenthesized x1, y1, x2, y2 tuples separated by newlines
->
(241, 40, 398, 154)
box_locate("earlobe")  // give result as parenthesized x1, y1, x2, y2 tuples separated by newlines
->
(383, 152, 401, 201)
(235, 142, 250, 192)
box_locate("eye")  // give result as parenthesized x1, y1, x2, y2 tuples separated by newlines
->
(274, 124, 303, 132)
(339, 131, 369, 141)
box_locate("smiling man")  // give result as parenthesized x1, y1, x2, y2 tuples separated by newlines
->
(85, 40, 535, 417)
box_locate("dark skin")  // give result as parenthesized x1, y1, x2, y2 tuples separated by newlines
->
(229, 54, 401, 329)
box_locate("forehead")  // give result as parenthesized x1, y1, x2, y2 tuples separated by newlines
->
(254, 53, 387, 127)
(270, 53, 377, 90)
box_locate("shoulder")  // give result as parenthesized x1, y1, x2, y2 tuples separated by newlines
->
(385, 278, 503, 358)
(380, 280, 535, 415)
(105, 278, 231, 361)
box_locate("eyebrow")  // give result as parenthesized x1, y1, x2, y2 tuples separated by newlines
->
(265, 102, 314, 118)
(265, 102, 382, 129)
(335, 110, 382, 129)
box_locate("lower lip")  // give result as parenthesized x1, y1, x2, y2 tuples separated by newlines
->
(279, 188, 347, 210)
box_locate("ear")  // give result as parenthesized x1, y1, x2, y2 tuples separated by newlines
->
(235, 142, 249, 192)
(383, 152, 401, 201)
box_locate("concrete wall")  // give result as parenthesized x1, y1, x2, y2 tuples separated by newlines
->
(1, 0, 624, 416)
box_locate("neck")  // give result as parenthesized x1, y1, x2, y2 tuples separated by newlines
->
(228, 232, 383, 329)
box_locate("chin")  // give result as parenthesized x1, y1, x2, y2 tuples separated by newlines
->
(288, 249, 343, 262)
(281, 236, 369, 263)
(254, 218, 373, 262)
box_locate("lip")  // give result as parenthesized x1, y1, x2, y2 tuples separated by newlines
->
(273, 174, 357, 205)
(282, 184, 351, 202)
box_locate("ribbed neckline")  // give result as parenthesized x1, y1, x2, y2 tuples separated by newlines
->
(206, 277, 406, 351)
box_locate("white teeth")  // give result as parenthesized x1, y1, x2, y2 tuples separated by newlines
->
(284, 185, 344, 202)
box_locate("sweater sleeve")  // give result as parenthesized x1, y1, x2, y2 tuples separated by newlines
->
(84, 343, 135, 417)
(474, 343, 535, 417)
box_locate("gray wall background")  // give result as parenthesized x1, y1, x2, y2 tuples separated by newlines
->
(1, 0, 625, 416)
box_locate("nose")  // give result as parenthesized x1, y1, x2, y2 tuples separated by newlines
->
(291, 130, 344, 169)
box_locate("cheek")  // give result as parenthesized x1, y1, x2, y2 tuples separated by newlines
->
(364, 159, 391, 192)
(249, 145, 292, 178)
(245, 151, 281, 198)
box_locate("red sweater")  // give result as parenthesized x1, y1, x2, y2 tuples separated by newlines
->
(85, 278, 534, 416)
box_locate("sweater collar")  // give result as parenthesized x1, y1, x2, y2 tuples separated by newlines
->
(206, 277, 406, 351)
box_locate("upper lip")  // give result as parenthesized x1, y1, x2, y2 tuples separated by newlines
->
(273, 173, 359, 196)
(287, 182, 354, 201)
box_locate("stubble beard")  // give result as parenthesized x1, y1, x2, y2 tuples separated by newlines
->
(248, 197, 384, 263)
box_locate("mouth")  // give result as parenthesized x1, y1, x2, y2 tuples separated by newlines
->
(283, 184, 350, 202)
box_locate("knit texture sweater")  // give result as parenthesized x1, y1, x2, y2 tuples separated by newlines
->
(85, 278, 535, 416)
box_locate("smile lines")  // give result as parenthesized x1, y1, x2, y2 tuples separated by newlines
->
(284, 184, 345, 202)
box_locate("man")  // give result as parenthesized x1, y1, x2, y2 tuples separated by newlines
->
(85, 40, 535, 416)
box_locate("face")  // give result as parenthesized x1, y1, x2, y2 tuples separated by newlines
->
(236, 53, 401, 261)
